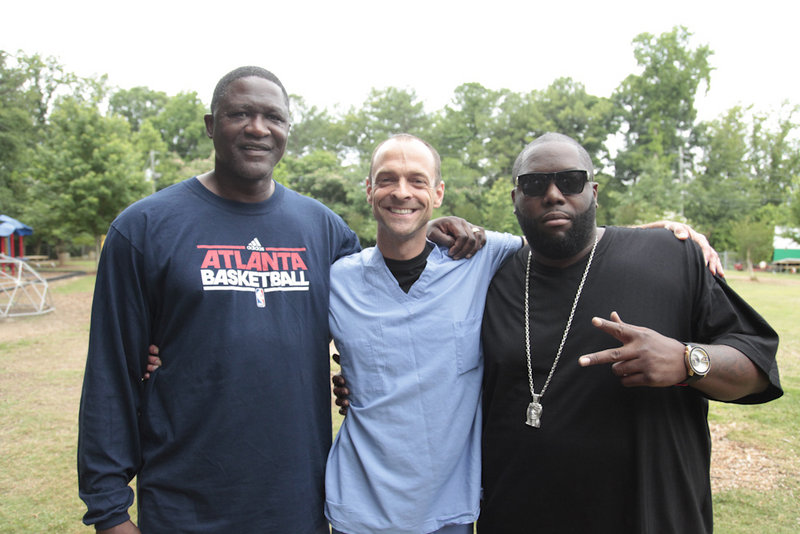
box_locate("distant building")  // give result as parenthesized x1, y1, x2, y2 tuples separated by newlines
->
(773, 227, 800, 272)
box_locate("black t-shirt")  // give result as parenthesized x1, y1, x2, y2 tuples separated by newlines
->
(479, 227, 781, 534)
(384, 242, 434, 293)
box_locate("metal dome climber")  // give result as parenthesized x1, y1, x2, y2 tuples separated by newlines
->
(0, 254, 54, 318)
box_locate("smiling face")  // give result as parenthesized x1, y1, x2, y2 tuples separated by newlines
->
(512, 140, 598, 266)
(204, 76, 290, 185)
(366, 137, 444, 259)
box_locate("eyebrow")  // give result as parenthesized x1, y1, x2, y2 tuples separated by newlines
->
(226, 101, 288, 115)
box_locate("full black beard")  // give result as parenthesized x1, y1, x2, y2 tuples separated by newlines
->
(516, 202, 597, 261)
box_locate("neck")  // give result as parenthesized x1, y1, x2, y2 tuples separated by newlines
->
(531, 227, 604, 268)
(198, 170, 276, 203)
(377, 233, 429, 261)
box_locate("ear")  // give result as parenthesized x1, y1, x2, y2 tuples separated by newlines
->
(432, 180, 445, 209)
(204, 114, 214, 139)
(365, 177, 374, 204)
(511, 187, 517, 203)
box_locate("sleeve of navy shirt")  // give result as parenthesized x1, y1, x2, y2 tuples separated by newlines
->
(78, 224, 151, 530)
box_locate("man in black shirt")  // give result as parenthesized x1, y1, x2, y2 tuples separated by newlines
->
(479, 132, 782, 533)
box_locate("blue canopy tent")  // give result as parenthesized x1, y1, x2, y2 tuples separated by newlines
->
(0, 215, 34, 258)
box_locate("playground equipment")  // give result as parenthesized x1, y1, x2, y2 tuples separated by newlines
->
(0, 253, 54, 317)
(0, 214, 55, 317)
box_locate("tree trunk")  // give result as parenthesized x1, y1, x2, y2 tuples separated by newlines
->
(746, 248, 757, 281)
(56, 241, 69, 267)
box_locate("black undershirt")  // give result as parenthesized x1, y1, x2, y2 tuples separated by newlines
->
(383, 242, 434, 293)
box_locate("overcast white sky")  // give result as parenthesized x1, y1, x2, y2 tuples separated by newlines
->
(2, 0, 797, 122)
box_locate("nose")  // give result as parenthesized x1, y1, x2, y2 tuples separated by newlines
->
(541, 180, 565, 205)
(391, 178, 412, 199)
(246, 114, 271, 137)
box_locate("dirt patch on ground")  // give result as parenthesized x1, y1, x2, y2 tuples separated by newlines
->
(709, 422, 786, 493)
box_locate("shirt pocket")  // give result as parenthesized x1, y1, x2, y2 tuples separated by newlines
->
(455, 314, 483, 375)
(334, 336, 388, 399)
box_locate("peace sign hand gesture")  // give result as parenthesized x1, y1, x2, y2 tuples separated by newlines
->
(578, 311, 687, 387)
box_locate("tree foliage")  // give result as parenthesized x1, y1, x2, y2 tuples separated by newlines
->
(610, 26, 713, 224)
(0, 51, 80, 215)
(26, 96, 149, 254)
(109, 86, 169, 131)
(2, 25, 798, 260)
(147, 91, 211, 161)
(342, 87, 432, 163)
(0, 51, 36, 212)
(730, 214, 776, 279)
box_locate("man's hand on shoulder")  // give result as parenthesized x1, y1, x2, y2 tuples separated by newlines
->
(637, 220, 724, 277)
(427, 216, 486, 259)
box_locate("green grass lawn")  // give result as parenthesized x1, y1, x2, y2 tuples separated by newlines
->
(0, 270, 797, 533)
(708, 273, 800, 533)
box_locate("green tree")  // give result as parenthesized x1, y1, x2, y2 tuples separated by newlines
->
(788, 187, 800, 245)
(286, 95, 347, 157)
(342, 87, 432, 162)
(149, 91, 211, 161)
(26, 96, 149, 257)
(479, 176, 518, 234)
(688, 107, 755, 248)
(0, 51, 35, 214)
(275, 150, 373, 244)
(730, 215, 775, 280)
(748, 104, 800, 208)
(12, 51, 77, 127)
(435, 156, 484, 225)
(533, 78, 615, 165)
(612, 26, 713, 223)
(0, 50, 79, 216)
(134, 119, 187, 191)
(484, 89, 543, 184)
(429, 83, 502, 181)
(109, 86, 169, 131)
(688, 104, 799, 249)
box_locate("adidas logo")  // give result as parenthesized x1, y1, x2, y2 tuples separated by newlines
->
(246, 238, 265, 251)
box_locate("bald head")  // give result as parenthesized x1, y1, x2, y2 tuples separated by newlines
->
(512, 132, 594, 180)
(369, 134, 442, 186)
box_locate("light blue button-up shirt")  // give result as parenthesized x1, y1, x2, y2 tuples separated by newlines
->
(326, 231, 521, 534)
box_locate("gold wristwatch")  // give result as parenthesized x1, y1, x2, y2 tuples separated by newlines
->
(683, 344, 710, 384)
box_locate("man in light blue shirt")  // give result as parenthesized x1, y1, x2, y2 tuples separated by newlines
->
(325, 134, 522, 534)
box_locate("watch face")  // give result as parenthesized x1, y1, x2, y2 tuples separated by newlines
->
(690, 348, 710, 374)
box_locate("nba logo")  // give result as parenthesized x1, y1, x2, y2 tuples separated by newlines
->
(255, 288, 266, 308)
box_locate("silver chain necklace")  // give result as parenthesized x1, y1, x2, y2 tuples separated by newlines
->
(524, 234, 598, 428)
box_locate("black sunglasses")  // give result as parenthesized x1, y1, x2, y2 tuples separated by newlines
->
(515, 170, 589, 197)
